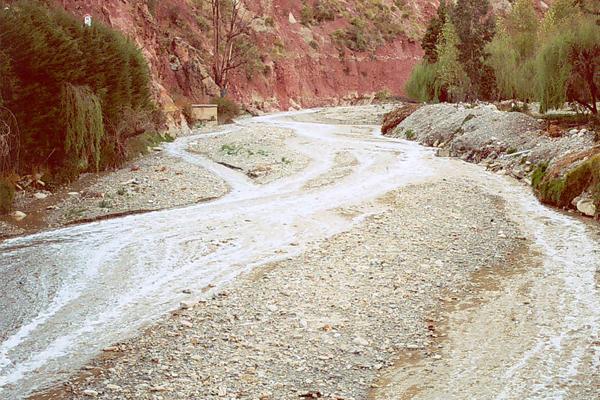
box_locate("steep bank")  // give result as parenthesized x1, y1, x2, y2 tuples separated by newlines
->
(385, 103, 599, 219)
(55, 0, 432, 121)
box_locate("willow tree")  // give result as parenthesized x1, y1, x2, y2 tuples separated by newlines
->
(405, 62, 439, 102)
(536, 16, 599, 114)
(487, 0, 538, 100)
(61, 83, 104, 174)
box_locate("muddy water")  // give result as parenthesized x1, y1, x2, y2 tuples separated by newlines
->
(0, 111, 437, 398)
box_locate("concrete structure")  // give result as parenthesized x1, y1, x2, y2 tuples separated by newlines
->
(191, 104, 218, 126)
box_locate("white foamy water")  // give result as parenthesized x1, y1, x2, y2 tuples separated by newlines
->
(0, 111, 436, 398)
(1, 110, 598, 399)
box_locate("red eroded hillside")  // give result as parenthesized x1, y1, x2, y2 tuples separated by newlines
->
(55, 0, 436, 118)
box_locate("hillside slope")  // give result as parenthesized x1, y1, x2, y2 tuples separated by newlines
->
(56, 0, 436, 117)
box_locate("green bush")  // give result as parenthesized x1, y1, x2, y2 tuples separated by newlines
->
(0, 178, 15, 214)
(211, 97, 240, 124)
(405, 62, 439, 102)
(0, 1, 153, 180)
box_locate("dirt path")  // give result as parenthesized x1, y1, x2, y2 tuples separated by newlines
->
(0, 107, 598, 399)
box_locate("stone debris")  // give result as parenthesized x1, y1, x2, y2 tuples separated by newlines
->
(58, 180, 522, 400)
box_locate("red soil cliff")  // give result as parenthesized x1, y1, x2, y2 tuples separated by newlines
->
(55, 0, 436, 116)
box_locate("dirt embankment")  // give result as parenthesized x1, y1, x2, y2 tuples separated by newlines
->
(384, 103, 599, 219)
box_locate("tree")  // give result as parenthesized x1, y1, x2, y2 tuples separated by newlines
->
(435, 20, 470, 102)
(486, 0, 538, 100)
(0, 1, 153, 177)
(451, 0, 496, 99)
(421, 0, 447, 64)
(210, 0, 255, 94)
(536, 16, 599, 114)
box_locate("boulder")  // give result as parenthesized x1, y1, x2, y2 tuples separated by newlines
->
(12, 211, 26, 221)
(576, 199, 596, 217)
(288, 12, 297, 24)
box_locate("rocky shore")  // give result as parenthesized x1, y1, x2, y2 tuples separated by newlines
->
(386, 103, 599, 219)
(0, 150, 229, 238)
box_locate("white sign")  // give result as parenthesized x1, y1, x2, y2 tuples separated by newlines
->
(84, 14, 92, 27)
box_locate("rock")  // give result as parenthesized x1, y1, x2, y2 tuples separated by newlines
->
(267, 304, 278, 312)
(180, 320, 193, 328)
(68, 192, 81, 197)
(288, 12, 297, 24)
(106, 384, 121, 391)
(576, 199, 596, 217)
(34, 192, 48, 200)
(12, 211, 26, 221)
(180, 301, 194, 310)
(353, 336, 369, 346)
(82, 389, 99, 397)
(436, 148, 451, 158)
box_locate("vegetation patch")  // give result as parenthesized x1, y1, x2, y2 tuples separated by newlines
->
(405, 129, 416, 140)
(406, 0, 599, 116)
(533, 149, 600, 209)
(211, 97, 240, 124)
(0, 1, 155, 182)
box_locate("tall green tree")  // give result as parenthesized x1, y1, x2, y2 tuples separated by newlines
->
(451, 0, 496, 100)
(421, 0, 447, 64)
(0, 1, 153, 177)
(435, 20, 470, 102)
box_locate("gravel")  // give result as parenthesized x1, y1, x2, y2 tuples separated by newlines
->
(293, 104, 399, 125)
(389, 103, 597, 183)
(188, 124, 310, 184)
(49, 152, 229, 226)
(40, 178, 522, 400)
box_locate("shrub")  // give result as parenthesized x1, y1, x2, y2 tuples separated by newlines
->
(300, 1, 314, 26)
(535, 17, 599, 114)
(375, 89, 392, 101)
(0, 177, 15, 214)
(211, 97, 240, 124)
(405, 129, 416, 140)
(405, 62, 439, 102)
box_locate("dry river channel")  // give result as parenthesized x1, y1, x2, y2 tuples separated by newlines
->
(0, 109, 598, 399)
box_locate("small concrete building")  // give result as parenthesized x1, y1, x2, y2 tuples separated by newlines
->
(191, 104, 218, 126)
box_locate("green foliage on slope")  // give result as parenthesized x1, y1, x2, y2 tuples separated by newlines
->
(0, 1, 155, 180)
